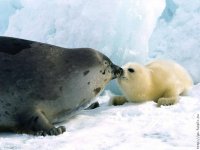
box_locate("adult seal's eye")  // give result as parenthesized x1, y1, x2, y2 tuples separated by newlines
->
(128, 68, 134, 73)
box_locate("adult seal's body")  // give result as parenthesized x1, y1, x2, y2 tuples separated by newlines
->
(0, 36, 122, 136)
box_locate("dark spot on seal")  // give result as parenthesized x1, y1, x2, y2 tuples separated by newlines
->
(83, 70, 90, 76)
(94, 87, 101, 95)
(0, 36, 32, 55)
(100, 70, 105, 75)
(59, 86, 63, 92)
(104, 79, 107, 82)
(6, 103, 11, 107)
(87, 82, 90, 85)
(5, 111, 10, 115)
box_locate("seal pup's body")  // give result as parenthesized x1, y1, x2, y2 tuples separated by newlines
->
(111, 60, 193, 107)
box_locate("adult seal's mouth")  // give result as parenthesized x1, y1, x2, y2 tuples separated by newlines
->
(111, 64, 123, 79)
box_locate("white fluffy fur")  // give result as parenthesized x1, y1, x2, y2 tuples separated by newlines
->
(114, 60, 193, 106)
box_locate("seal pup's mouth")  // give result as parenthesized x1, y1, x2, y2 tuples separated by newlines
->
(118, 72, 128, 80)
(118, 75, 128, 80)
(117, 68, 128, 80)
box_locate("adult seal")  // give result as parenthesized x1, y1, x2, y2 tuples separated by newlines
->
(0, 36, 123, 136)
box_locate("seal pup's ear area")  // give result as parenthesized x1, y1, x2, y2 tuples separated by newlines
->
(17, 109, 66, 136)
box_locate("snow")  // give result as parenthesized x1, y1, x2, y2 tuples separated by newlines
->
(0, 84, 200, 150)
(0, 0, 22, 34)
(0, 0, 200, 149)
(1, 0, 164, 65)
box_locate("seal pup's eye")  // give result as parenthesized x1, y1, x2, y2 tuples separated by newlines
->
(128, 68, 134, 73)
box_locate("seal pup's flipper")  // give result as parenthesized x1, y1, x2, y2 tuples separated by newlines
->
(109, 96, 128, 106)
(156, 88, 179, 107)
(17, 109, 66, 136)
(157, 97, 178, 107)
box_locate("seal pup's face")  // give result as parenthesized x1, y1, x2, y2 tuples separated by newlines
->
(117, 63, 146, 84)
(116, 63, 150, 100)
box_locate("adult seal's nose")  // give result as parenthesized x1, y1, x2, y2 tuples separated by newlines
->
(111, 64, 123, 79)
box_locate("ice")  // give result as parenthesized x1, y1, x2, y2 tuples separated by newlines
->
(0, 0, 22, 34)
(149, 0, 200, 84)
(1, 0, 164, 65)
(159, 0, 177, 22)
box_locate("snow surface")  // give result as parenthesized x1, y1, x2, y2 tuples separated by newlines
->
(0, 84, 200, 150)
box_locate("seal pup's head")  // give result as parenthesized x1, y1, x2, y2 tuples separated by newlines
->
(117, 63, 151, 97)
(117, 63, 148, 82)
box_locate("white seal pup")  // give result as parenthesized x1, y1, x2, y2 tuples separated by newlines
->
(111, 60, 193, 107)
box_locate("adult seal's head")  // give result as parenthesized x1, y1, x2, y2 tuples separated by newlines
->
(0, 36, 123, 136)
